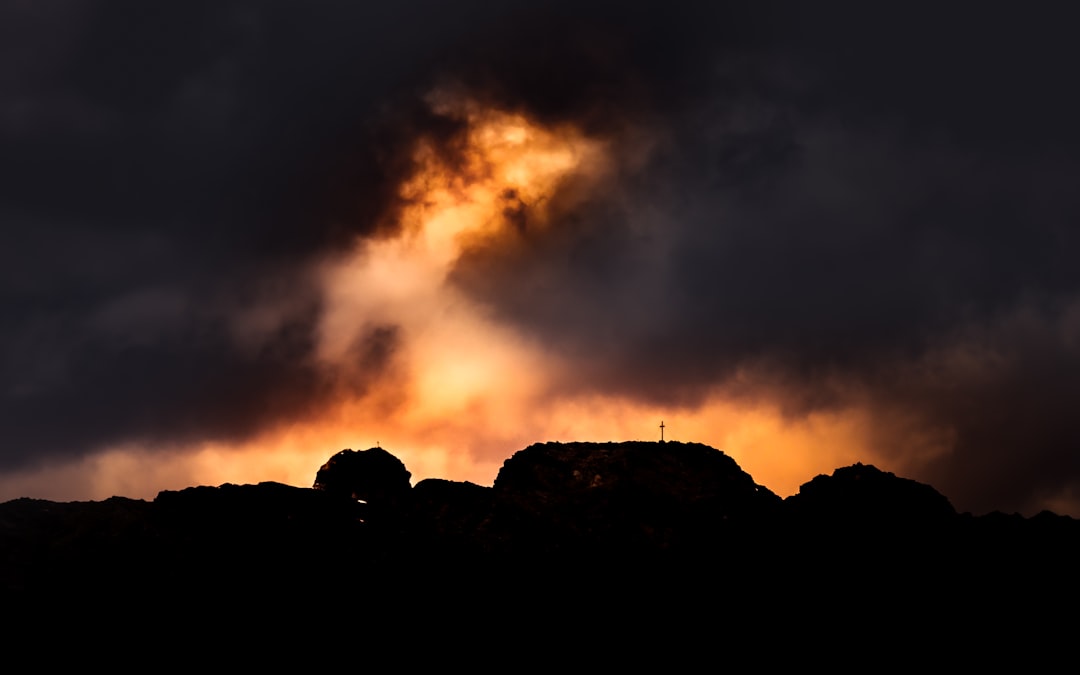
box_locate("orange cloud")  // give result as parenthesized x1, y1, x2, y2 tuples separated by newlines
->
(0, 94, 963, 510)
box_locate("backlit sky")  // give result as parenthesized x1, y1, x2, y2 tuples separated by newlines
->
(3, 1, 1080, 515)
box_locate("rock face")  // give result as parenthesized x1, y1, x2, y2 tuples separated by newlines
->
(4, 440, 1080, 623)
(785, 462, 956, 526)
(0, 482, 370, 606)
(496, 440, 779, 507)
(489, 441, 782, 553)
(313, 447, 412, 503)
(404, 478, 493, 554)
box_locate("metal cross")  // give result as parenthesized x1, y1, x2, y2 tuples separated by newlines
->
(660, 420, 665, 442)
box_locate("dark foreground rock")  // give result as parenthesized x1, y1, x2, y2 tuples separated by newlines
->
(488, 441, 782, 556)
(2, 440, 1078, 646)
(788, 462, 957, 523)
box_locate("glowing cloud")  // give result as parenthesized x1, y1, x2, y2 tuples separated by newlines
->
(0, 93, 962, 509)
(272, 92, 904, 499)
(316, 93, 608, 430)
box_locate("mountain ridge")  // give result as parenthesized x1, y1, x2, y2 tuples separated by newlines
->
(3, 440, 1077, 627)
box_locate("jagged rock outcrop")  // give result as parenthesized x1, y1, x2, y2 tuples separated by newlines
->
(313, 447, 412, 504)
(155, 480, 366, 544)
(785, 462, 956, 526)
(4, 440, 1080, 621)
(488, 441, 782, 554)
(780, 463, 960, 583)
(0, 496, 154, 599)
(403, 478, 493, 554)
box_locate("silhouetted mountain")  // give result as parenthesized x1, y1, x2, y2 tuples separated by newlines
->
(400, 478, 494, 558)
(313, 447, 413, 502)
(3, 440, 1078, 640)
(785, 462, 956, 527)
(313, 446, 412, 527)
(487, 441, 781, 557)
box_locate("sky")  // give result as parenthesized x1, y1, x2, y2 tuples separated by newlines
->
(3, 1, 1080, 515)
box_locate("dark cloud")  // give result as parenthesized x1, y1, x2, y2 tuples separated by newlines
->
(438, 3, 1080, 513)
(0, 0, 479, 468)
(4, 1, 1080, 513)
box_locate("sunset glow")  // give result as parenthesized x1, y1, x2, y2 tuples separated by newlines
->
(0, 95, 920, 504)
(7, 3, 1080, 523)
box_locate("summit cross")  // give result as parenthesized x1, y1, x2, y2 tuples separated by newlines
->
(660, 420, 665, 442)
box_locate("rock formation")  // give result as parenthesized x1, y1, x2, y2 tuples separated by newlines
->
(2, 439, 1078, 628)
(313, 447, 412, 503)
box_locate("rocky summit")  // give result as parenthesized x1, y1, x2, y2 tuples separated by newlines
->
(2, 440, 1078, 644)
